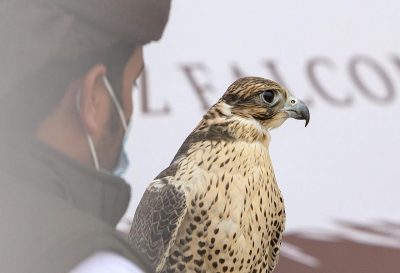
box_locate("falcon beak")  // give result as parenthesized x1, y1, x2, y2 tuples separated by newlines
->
(282, 98, 310, 127)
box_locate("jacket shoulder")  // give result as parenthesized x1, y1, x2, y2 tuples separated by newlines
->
(0, 174, 151, 273)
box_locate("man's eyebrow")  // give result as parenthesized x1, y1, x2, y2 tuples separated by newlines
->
(133, 64, 145, 87)
(138, 63, 145, 75)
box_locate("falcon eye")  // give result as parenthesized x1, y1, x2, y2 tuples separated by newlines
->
(261, 90, 275, 104)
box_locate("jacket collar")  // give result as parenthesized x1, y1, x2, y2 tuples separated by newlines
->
(0, 135, 131, 226)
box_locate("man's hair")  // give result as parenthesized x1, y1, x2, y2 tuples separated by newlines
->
(0, 42, 134, 135)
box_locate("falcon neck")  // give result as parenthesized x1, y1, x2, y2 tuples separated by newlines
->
(196, 102, 271, 144)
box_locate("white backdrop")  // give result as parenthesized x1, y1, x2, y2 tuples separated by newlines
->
(121, 0, 400, 253)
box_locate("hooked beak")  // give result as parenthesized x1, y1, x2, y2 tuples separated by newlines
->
(282, 98, 310, 127)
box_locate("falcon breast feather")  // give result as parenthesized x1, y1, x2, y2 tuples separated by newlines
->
(129, 77, 310, 273)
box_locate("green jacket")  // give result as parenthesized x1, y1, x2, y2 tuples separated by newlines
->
(0, 135, 151, 273)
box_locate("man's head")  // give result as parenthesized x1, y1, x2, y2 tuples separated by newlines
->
(0, 0, 171, 172)
(36, 45, 144, 172)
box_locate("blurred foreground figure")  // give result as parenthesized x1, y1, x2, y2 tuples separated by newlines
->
(0, 1, 170, 272)
(130, 77, 310, 273)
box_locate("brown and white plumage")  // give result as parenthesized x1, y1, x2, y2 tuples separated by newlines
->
(129, 77, 310, 273)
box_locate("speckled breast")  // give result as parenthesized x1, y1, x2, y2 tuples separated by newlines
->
(163, 141, 286, 273)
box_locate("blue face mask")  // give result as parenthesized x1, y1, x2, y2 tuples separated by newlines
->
(112, 122, 131, 176)
(102, 76, 131, 176)
(77, 76, 131, 176)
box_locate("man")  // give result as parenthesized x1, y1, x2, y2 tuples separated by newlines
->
(0, 1, 171, 272)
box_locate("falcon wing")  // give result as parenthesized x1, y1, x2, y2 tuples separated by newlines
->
(129, 179, 187, 273)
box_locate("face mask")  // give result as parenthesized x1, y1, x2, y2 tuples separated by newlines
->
(112, 122, 132, 176)
(76, 76, 131, 176)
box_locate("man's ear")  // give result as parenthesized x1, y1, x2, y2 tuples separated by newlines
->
(77, 64, 107, 135)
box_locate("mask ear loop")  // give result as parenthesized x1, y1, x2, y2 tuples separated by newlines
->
(76, 89, 100, 170)
(102, 76, 128, 132)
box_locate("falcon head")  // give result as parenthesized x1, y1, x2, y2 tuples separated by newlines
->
(221, 77, 310, 129)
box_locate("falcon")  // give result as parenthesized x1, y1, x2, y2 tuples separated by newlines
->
(129, 77, 310, 273)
